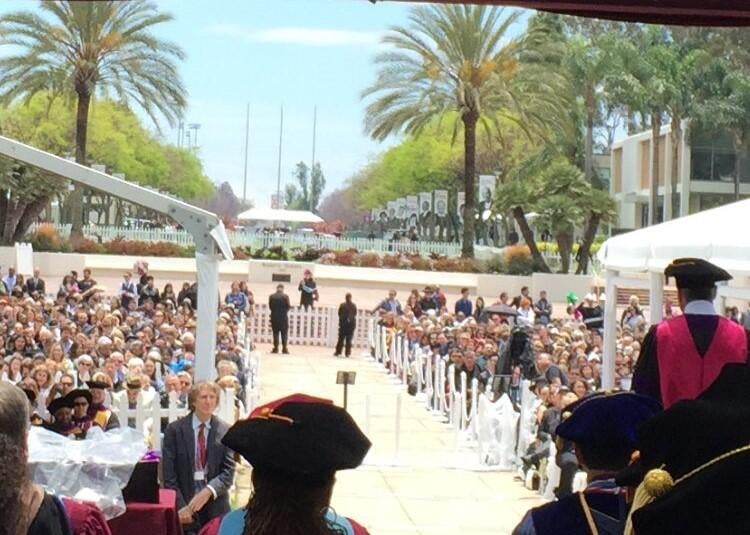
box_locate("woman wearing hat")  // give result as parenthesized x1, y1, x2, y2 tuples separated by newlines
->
(69, 388, 94, 439)
(87, 372, 120, 431)
(298, 270, 319, 311)
(200, 394, 372, 535)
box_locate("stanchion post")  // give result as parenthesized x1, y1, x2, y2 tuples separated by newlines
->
(394, 392, 402, 461)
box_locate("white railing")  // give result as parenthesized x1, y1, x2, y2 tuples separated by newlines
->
(250, 304, 372, 348)
(32, 223, 466, 257)
(366, 319, 523, 470)
(109, 387, 238, 452)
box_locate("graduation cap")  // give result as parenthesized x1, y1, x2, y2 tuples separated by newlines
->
(86, 379, 110, 390)
(556, 392, 661, 455)
(664, 258, 731, 289)
(221, 394, 371, 483)
(47, 393, 75, 415)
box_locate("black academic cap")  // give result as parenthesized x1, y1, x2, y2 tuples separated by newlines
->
(47, 394, 74, 414)
(556, 392, 661, 453)
(86, 380, 110, 390)
(221, 394, 371, 481)
(664, 258, 731, 289)
(66, 388, 92, 406)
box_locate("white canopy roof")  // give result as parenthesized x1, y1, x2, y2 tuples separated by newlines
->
(237, 207, 324, 224)
(598, 198, 750, 275)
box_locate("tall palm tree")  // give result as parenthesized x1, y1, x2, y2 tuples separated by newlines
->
(363, 5, 568, 257)
(0, 1, 186, 238)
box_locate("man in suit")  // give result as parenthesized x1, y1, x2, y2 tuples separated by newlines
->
(335, 293, 357, 358)
(25, 268, 45, 298)
(268, 284, 290, 354)
(162, 381, 235, 534)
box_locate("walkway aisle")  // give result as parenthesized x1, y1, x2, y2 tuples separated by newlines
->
(236, 344, 542, 535)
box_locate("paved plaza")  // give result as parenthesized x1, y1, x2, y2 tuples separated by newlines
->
(234, 343, 543, 535)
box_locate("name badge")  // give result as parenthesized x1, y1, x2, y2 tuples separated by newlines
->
(194, 470, 205, 481)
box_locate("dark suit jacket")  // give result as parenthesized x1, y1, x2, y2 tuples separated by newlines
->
(162, 413, 235, 528)
(268, 292, 290, 326)
(25, 277, 45, 295)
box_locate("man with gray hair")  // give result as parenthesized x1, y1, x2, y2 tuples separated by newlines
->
(162, 381, 234, 534)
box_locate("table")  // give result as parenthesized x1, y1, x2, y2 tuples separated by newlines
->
(108, 489, 181, 535)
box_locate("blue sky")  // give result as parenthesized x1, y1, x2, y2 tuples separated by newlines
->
(0, 0, 531, 207)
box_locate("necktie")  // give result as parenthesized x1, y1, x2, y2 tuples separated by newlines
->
(197, 423, 207, 470)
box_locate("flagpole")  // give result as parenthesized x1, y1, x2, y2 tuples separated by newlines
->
(276, 105, 284, 207)
(242, 103, 250, 203)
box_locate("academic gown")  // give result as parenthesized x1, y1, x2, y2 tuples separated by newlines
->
(631, 313, 740, 404)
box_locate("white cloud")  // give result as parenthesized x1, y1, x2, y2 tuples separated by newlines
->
(206, 24, 382, 47)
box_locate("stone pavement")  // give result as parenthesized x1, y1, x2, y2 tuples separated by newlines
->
(232, 343, 543, 535)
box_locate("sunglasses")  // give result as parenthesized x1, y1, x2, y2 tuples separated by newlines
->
(61, 382, 73, 387)
(73, 401, 88, 407)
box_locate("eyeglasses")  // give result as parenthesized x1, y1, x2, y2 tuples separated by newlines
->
(79, 362, 91, 367)
(61, 382, 73, 387)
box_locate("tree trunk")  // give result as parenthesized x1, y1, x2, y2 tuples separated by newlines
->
(12, 197, 49, 243)
(734, 132, 743, 201)
(461, 112, 478, 258)
(576, 212, 601, 275)
(626, 108, 638, 135)
(69, 90, 92, 240)
(584, 89, 595, 183)
(511, 206, 550, 273)
(650, 114, 662, 225)
(556, 232, 574, 274)
(667, 114, 682, 220)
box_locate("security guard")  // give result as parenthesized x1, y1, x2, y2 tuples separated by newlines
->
(200, 394, 372, 535)
(512, 392, 661, 535)
(632, 257, 747, 408)
(621, 363, 750, 535)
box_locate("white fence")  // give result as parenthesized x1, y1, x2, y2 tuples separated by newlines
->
(366, 319, 537, 472)
(33, 223, 466, 257)
(250, 304, 372, 349)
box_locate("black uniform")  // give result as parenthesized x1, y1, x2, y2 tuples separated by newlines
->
(268, 290, 290, 353)
(335, 300, 357, 357)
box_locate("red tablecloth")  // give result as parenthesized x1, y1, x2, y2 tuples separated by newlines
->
(108, 489, 181, 535)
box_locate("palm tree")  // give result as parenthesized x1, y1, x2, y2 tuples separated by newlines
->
(0, 1, 186, 239)
(363, 5, 568, 257)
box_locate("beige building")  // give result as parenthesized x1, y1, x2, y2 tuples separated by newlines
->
(610, 122, 749, 230)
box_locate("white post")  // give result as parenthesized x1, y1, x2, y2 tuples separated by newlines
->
(151, 394, 162, 451)
(649, 271, 664, 325)
(364, 394, 371, 436)
(394, 393, 402, 461)
(195, 251, 220, 381)
(602, 269, 618, 390)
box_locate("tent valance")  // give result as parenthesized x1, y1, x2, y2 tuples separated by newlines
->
(237, 207, 324, 224)
(379, 1, 750, 26)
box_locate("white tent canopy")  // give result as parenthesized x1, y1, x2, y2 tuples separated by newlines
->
(598, 198, 750, 275)
(597, 198, 750, 390)
(237, 207, 324, 224)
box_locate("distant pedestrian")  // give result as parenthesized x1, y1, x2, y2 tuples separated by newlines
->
(268, 284, 290, 354)
(298, 269, 318, 310)
(454, 287, 473, 317)
(335, 293, 357, 358)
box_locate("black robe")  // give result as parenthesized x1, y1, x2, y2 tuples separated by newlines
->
(632, 315, 720, 404)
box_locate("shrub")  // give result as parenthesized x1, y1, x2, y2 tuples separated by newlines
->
(232, 247, 249, 260)
(504, 245, 534, 275)
(483, 254, 505, 274)
(333, 249, 357, 266)
(28, 224, 64, 252)
(73, 238, 105, 254)
(381, 254, 403, 269)
(291, 247, 327, 262)
(317, 252, 336, 265)
(354, 252, 382, 268)
(409, 255, 433, 271)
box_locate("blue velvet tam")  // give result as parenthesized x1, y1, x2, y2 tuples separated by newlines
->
(556, 391, 662, 450)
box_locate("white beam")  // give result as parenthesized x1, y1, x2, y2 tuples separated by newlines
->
(602, 269, 618, 391)
(195, 251, 220, 381)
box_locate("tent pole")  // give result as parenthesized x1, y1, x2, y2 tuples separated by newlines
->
(649, 271, 664, 324)
(602, 269, 618, 390)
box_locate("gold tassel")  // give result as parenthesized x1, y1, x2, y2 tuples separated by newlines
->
(624, 468, 674, 535)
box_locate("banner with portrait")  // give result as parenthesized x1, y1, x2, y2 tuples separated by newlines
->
(478, 175, 496, 213)
(434, 190, 448, 217)
(419, 192, 432, 215)
(396, 197, 407, 220)
(406, 195, 419, 230)
(457, 191, 466, 222)
(387, 201, 397, 221)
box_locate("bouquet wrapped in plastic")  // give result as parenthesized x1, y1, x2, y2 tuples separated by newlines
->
(28, 425, 148, 519)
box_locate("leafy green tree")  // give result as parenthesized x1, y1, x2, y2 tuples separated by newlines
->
(363, 5, 568, 257)
(0, 1, 186, 238)
(576, 188, 617, 274)
(285, 161, 326, 212)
